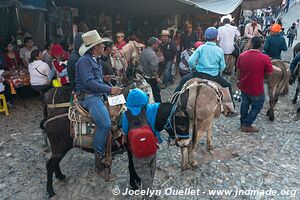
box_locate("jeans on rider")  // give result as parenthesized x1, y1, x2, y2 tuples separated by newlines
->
(163, 60, 173, 85)
(240, 92, 265, 127)
(81, 95, 111, 156)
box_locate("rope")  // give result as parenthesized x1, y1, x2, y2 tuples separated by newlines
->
(43, 113, 68, 127)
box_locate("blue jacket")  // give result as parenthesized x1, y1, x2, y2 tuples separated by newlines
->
(122, 89, 162, 143)
(75, 53, 111, 94)
(263, 33, 287, 59)
(188, 42, 226, 76)
(290, 52, 300, 73)
(67, 33, 83, 89)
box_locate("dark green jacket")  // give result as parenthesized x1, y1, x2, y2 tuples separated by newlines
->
(263, 33, 287, 59)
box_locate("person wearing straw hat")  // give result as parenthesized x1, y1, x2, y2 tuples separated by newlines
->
(75, 30, 122, 180)
(218, 14, 240, 75)
(160, 29, 177, 88)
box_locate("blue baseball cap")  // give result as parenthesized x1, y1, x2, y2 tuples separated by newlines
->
(204, 27, 218, 40)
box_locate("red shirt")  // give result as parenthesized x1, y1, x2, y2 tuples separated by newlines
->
(4, 52, 23, 70)
(115, 41, 127, 50)
(53, 59, 69, 85)
(237, 50, 273, 96)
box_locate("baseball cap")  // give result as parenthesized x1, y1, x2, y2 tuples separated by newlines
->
(147, 37, 159, 46)
(204, 27, 218, 40)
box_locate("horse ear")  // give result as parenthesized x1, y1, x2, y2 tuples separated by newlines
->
(136, 42, 145, 48)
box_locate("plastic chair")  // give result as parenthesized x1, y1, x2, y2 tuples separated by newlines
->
(0, 94, 9, 116)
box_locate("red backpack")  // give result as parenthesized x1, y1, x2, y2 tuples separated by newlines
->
(125, 107, 158, 158)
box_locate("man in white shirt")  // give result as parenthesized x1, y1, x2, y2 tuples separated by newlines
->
(218, 15, 240, 75)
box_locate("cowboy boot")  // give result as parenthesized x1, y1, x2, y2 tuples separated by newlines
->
(95, 153, 117, 181)
(103, 163, 118, 181)
(95, 152, 105, 178)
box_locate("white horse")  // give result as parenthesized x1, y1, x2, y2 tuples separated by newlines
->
(111, 40, 145, 72)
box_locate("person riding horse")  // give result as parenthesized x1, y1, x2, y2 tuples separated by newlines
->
(75, 30, 122, 180)
(218, 14, 240, 75)
(174, 27, 236, 116)
(263, 23, 287, 60)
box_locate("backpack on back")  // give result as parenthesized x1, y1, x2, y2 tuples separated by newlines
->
(125, 107, 158, 158)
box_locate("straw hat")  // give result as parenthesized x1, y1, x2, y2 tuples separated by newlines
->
(79, 30, 111, 56)
(160, 30, 170, 36)
(220, 14, 235, 23)
(116, 32, 125, 38)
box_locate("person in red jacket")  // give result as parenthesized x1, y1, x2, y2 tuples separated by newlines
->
(51, 44, 69, 85)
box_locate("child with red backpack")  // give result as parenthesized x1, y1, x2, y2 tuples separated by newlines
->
(122, 88, 162, 199)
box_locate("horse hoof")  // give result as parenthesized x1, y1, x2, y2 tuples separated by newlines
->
(181, 163, 190, 171)
(269, 116, 275, 121)
(48, 191, 56, 198)
(189, 160, 199, 168)
(292, 100, 297, 104)
(207, 145, 214, 151)
(56, 174, 66, 180)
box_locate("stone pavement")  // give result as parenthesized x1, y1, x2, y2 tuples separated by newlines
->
(1, 7, 300, 200)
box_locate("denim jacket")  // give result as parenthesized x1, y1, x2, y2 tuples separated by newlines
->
(75, 53, 111, 95)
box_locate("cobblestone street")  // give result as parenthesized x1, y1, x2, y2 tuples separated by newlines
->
(1, 4, 300, 200)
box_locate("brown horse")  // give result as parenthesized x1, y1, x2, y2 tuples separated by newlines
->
(111, 40, 145, 74)
(266, 60, 290, 121)
(171, 79, 229, 170)
(44, 74, 155, 197)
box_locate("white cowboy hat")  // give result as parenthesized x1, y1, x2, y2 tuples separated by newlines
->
(160, 30, 170, 36)
(116, 32, 125, 38)
(79, 30, 111, 56)
(221, 14, 235, 23)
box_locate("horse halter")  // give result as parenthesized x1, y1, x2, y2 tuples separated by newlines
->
(164, 104, 191, 148)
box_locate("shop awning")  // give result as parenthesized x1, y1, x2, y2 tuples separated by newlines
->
(176, 0, 282, 14)
(0, 0, 46, 11)
(177, 0, 243, 15)
(241, 0, 282, 10)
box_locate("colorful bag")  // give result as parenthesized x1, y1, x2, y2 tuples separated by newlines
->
(126, 107, 158, 158)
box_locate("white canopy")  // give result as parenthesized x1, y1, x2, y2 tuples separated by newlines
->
(177, 0, 281, 14)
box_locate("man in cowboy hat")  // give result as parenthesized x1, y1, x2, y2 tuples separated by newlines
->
(75, 30, 122, 180)
(218, 14, 240, 74)
(160, 30, 177, 88)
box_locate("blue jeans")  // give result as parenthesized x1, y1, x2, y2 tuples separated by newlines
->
(240, 92, 265, 127)
(81, 95, 111, 155)
(163, 60, 173, 85)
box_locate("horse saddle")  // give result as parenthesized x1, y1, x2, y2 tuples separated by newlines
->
(175, 78, 235, 119)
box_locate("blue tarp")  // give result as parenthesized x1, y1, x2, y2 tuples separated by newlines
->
(0, 0, 46, 11)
